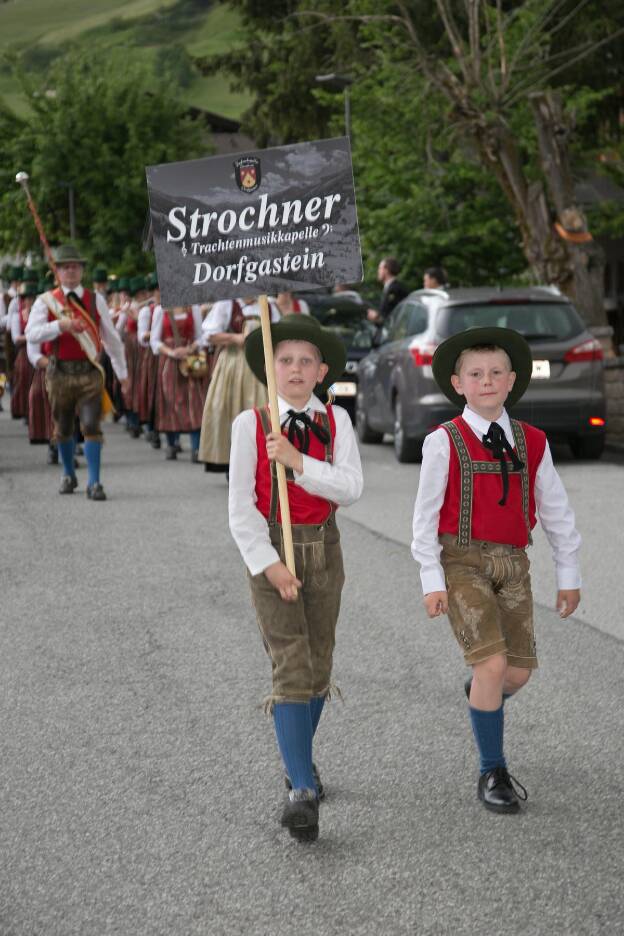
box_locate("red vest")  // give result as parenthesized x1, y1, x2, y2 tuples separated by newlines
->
(125, 314, 138, 335)
(161, 309, 194, 342)
(49, 287, 100, 361)
(254, 405, 337, 525)
(438, 416, 546, 547)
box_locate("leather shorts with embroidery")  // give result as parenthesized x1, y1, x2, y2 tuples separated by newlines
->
(439, 534, 537, 669)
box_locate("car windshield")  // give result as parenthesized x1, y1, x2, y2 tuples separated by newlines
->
(309, 300, 376, 350)
(438, 302, 585, 341)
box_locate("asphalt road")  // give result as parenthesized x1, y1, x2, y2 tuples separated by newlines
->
(1, 407, 623, 936)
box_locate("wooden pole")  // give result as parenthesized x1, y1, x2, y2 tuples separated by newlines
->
(258, 294, 296, 575)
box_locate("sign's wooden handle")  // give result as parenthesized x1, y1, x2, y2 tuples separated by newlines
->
(258, 295, 296, 576)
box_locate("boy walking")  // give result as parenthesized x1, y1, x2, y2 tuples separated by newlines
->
(229, 314, 363, 841)
(411, 327, 581, 813)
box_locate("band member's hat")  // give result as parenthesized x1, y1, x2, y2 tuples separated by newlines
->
(92, 266, 108, 283)
(432, 326, 533, 410)
(53, 244, 87, 265)
(245, 312, 347, 396)
(19, 281, 39, 298)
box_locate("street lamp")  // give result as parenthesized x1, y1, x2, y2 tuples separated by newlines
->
(314, 73, 353, 139)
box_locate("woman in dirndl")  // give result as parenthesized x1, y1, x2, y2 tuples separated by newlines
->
(198, 297, 280, 473)
(10, 282, 37, 420)
(150, 304, 207, 461)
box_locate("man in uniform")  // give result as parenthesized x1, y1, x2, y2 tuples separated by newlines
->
(25, 244, 128, 501)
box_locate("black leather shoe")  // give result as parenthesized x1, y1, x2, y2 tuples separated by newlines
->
(151, 434, 161, 450)
(285, 763, 325, 801)
(86, 482, 107, 501)
(47, 446, 59, 465)
(280, 790, 319, 842)
(59, 474, 78, 494)
(165, 446, 177, 460)
(191, 449, 199, 463)
(478, 766, 527, 813)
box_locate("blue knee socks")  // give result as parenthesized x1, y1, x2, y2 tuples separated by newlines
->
(57, 439, 75, 477)
(83, 440, 102, 486)
(166, 431, 179, 447)
(469, 704, 506, 774)
(190, 429, 200, 452)
(309, 695, 325, 735)
(273, 702, 315, 792)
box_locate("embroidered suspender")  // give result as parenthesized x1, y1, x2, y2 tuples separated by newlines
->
(258, 406, 333, 525)
(442, 419, 532, 547)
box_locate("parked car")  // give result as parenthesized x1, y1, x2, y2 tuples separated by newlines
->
(356, 286, 606, 462)
(301, 292, 377, 418)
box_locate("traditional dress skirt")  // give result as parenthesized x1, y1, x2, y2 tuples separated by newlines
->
(154, 345, 207, 433)
(28, 367, 54, 443)
(135, 344, 156, 423)
(123, 332, 140, 412)
(10, 345, 33, 419)
(198, 343, 267, 467)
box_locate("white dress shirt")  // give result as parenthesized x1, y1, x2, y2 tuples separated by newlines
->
(229, 395, 364, 575)
(411, 405, 581, 594)
(200, 299, 280, 347)
(26, 284, 128, 380)
(150, 305, 203, 355)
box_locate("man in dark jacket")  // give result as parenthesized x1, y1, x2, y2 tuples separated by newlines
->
(367, 257, 409, 324)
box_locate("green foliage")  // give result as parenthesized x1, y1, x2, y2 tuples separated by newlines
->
(212, 0, 624, 288)
(0, 49, 206, 272)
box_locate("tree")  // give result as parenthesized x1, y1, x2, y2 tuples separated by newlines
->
(206, 0, 624, 323)
(0, 49, 206, 273)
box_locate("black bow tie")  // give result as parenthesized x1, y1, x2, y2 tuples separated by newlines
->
(284, 409, 330, 455)
(482, 422, 524, 506)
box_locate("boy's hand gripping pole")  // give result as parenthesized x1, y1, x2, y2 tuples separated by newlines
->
(258, 295, 296, 575)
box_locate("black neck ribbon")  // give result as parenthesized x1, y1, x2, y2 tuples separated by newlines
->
(482, 422, 524, 506)
(284, 409, 330, 455)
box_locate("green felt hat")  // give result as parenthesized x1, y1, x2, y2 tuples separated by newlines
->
(244, 313, 347, 396)
(116, 276, 131, 293)
(53, 244, 87, 265)
(10, 265, 24, 281)
(19, 281, 39, 298)
(23, 267, 38, 282)
(432, 326, 533, 410)
(38, 279, 48, 294)
(130, 275, 146, 295)
(92, 266, 108, 283)
(146, 272, 159, 290)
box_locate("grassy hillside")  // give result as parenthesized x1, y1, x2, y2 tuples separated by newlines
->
(0, 0, 251, 120)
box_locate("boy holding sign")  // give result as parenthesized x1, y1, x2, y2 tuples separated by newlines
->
(228, 314, 363, 842)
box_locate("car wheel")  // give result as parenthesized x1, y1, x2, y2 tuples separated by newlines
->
(393, 396, 422, 463)
(355, 394, 383, 444)
(569, 434, 605, 460)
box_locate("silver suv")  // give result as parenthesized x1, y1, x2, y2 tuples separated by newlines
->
(356, 286, 606, 462)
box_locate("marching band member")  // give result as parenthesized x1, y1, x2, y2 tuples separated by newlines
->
(25, 244, 128, 501)
(150, 303, 205, 461)
(198, 297, 279, 474)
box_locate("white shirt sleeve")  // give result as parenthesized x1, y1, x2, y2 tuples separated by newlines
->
(150, 306, 165, 355)
(191, 305, 203, 342)
(137, 305, 152, 347)
(534, 442, 582, 590)
(201, 300, 232, 343)
(96, 292, 128, 380)
(25, 296, 62, 343)
(411, 428, 450, 594)
(10, 310, 24, 342)
(228, 410, 281, 575)
(27, 340, 43, 368)
(293, 405, 363, 506)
